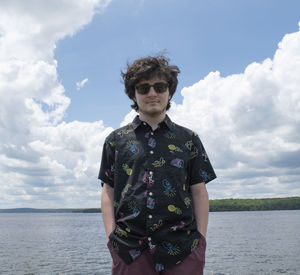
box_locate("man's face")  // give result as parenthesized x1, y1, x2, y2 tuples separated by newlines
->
(134, 76, 171, 118)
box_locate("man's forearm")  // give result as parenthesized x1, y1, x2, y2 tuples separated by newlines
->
(191, 182, 209, 238)
(101, 183, 116, 243)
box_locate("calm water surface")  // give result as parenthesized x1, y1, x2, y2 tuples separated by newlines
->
(0, 210, 299, 275)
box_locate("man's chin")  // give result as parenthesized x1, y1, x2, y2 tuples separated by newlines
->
(140, 108, 166, 117)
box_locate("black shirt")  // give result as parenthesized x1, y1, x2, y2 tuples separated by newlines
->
(98, 115, 216, 271)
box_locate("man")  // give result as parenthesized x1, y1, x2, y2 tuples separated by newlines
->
(99, 55, 216, 275)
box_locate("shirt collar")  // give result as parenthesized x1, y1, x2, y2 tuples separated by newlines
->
(131, 114, 175, 131)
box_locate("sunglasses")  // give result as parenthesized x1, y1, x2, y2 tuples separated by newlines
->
(135, 82, 169, 95)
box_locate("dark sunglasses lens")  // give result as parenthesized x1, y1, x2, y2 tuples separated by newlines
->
(153, 82, 168, 93)
(136, 84, 150, 94)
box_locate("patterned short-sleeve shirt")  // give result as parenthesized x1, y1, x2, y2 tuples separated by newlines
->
(98, 115, 216, 271)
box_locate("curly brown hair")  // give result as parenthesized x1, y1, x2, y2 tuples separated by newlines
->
(121, 55, 180, 111)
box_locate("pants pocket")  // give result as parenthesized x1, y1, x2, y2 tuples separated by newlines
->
(107, 240, 120, 265)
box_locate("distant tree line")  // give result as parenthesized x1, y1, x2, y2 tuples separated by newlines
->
(209, 197, 300, 212)
(73, 197, 300, 213)
(1, 197, 299, 213)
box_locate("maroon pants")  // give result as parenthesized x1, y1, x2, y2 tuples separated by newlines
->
(107, 236, 206, 275)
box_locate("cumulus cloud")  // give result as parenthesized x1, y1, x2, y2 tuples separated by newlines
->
(167, 23, 300, 199)
(76, 78, 89, 91)
(0, 1, 299, 208)
(0, 0, 112, 208)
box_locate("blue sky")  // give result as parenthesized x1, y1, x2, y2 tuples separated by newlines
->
(55, 0, 300, 128)
(0, 0, 300, 208)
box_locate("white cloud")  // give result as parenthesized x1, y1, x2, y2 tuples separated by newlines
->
(168, 23, 300, 199)
(0, 0, 299, 208)
(76, 78, 89, 91)
(0, 0, 112, 208)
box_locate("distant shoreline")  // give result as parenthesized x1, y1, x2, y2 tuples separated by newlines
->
(1, 197, 299, 213)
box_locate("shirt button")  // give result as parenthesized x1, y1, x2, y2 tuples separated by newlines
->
(150, 150, 154, 154)
(148, 237, 152, 241)
(143, 122, 147, 126)
(148, 214, 152, 219)
(149, 171, 153, 175)
(149, 192, 153, 196)
(150, 132, 154, 135)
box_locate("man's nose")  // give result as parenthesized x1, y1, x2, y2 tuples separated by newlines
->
(148, 86, 157, 95)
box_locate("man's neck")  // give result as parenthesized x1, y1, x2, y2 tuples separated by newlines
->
(139, 112, 166, 130)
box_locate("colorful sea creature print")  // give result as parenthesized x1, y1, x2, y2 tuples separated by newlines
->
(191, 238, 200, 252)
(142, 172, 155, 188)
(184, 196, 192, 208)
(152, 157, 166, 168)
(113, 200, 119, 208)
(164, 130, 176, 139)
(199, 169, 211, 182)
(185, 140, 198, 159)
(155, 263, 165, 271)
(148, 137, 156, 148)
(185, 140, 193, 150)
(115, 226, 128, 238)
(112, 240, 120, 253)
(109, 141, 116, 147)
(170, 221, 185, 232)
(129, 249, 141, 260)
(117, 128, 134, 137)
(122, 163, 132, 175)
(121, 183, 132, 198)
(170, 158, 184, 168)
(128, 201, 140, 217)
(168, 144, 183, 152)
(162, 179, 176, 197)
(150, 219, 163, 232)
(168, 204, 182, 215)
(147, 197, 155, 209)
(126, 140, 140, 154)
(162, 241, 181, 256)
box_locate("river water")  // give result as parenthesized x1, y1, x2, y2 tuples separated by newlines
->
(0, 210, 299, 275)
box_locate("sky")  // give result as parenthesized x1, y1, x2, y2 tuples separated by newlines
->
(0, 0, 300, 208)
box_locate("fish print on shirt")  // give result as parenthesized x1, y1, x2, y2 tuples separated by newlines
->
(128, 201, 140, 217)
(168, 204, 182, 215)
(168, 144, 183, 153)
(170, 158, 184, 168)
(126, 140, 140, 155)
(162, 179, 176, 197)
(148, 137, 157, 148)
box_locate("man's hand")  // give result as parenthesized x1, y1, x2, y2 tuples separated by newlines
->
(101, 183, 116, 244)
(190, 182, 209, 238)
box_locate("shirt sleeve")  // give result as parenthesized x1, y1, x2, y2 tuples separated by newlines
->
(188, 133, 216, 186)
(98, 132, 115, 188)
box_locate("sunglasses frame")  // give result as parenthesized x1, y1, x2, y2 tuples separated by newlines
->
(135, 82, 169, 95)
